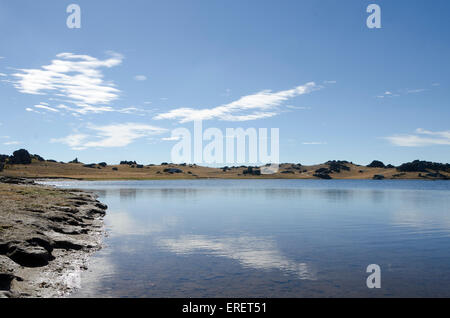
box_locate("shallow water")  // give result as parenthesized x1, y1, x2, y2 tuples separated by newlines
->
(41, 179, 450, 297)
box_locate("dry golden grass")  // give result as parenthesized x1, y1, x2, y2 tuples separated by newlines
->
(1, 160, 447, 180)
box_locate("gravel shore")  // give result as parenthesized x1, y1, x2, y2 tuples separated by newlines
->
(0, 177, 107, 298)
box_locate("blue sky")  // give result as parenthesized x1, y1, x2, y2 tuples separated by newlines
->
(0, 0, 449, 165)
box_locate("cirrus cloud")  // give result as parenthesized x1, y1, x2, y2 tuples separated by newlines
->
(51, 122, 167, 150)
(154, 82, 320, 123)
(12, 52, 123, 114)
(385, 128, 450, 147)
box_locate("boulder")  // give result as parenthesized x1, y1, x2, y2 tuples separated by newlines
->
(373, 174, 385, 180)
(69, 158, 79, 164)
(112, 167, 118, 171)
(6, 243, 54, 267)
(314, 172, 332, 179)
(98, 162, 107, 167)
(0, 163, 4, 172)
(242, 167, 261, 176)
(32, 154, 45, 162)
(9, 149, 32, 165)
(163, 168, 183, 174)
(397, 160, 450, 173)
(120, 161, 137, 165)
(326, 160, 350, 172)
(367, 160, 385, 168)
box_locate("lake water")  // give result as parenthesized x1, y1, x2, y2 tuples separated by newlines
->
(41, 179, 450, 297)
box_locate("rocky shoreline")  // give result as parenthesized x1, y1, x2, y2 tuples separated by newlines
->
(0, 177, 107, 298)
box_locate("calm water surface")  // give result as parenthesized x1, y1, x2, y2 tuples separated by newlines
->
(41, 179, 450, 297)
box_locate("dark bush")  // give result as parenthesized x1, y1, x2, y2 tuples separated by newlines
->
(98, 162, 107, 167)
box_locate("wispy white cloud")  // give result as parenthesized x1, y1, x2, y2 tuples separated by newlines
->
(406, 88, 427, 94)
(3, 141, 20, 146)
(154, 82, 320, 123)
(323, 80, 336, 84)
(286, 105, 311, 110)
(134, 75, 147, 81)
(51, 122, 167, 150)
(161, 136, 181, 141)
(302, 142, 327, 145)
(11, 52, 123, 114)
(385, 128, 450, 147)
(34, 103, 59, 112)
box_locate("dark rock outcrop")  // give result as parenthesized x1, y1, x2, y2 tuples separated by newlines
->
(326, 160, 350, 173)
(32, 154, 45, 162)
(397, 160, 450, 173)
(373, 174, 385, 180)
(10, 149, 32, 165)
(163, 168, 183, 174)
(120, 161, 137, 165)
(6, 243, 55, 267)
(243, 167, 261, 176)
(314, 172, 332, 179)
(98, 162, 107, 168)
(367, 160, 385, 168)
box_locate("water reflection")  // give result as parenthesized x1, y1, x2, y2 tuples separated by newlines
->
(40, 179, 450, 297)
(158, 235, 315, 280)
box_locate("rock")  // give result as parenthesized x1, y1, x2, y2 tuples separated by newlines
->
(315, 167, 331, 174)
(98, 162, 107, 167)
(326, 160, 350, 172)
(83, 164, 96, 169)
(397, 160, 450, 173)
(281, 170, 295, 174)
(6, 243, 54, 267)
(0, 163, 4, 172)
(163, 168, 183, 174)
(136, 164, 144, 169)
(69, 158, 79, 164)
(32, 154, 45, 162)
(0, 273, 16, 291)
(242, 167, 261, 176)
(373, 174, 385, 180)
(161, 162, 169, 165)
(385, 164, 395, 169)
(120, 161, 137, 165)
(0, 154, 9, 163)
(367, 160, 385, 168)
(112, 167, 118, 171)
(10, 149, 32, 165)
(314, 172, 332, 179)
(0, 177, 34, 185)
(53, 240, 83, 251)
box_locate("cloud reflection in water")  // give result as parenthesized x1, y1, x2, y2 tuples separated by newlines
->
(158, 235, 315, 280)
